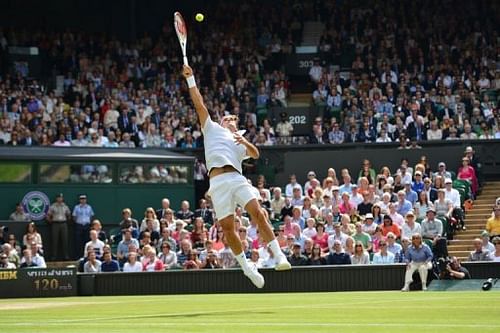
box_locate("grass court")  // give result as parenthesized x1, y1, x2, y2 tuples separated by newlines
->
(3, 291, 500, 333)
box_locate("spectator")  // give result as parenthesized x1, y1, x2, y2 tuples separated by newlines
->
(468, 238, 492, 262)
(176, 200, 194, 224)
(123, 252, 143, 272)
(325, 240, 351, 265)
(157, 227, 177, 252)
(397, 237, 411, 263)
(401, 234, 433, 291)
(139, 207, 160, 233)
(308, 244, 326, 266)
(480, 231, 495, 254)
(119, 208, 139, 238)
(403, 182, 418, 206)
(357, 192, 374, 217)
(434, 189, 453, 220)
(401, 211, 422, 240)
(91, 219, 108, 244)
(0, 252, 16, 269)
(372, 239, 395, 264)
(381, 215, 401, 239)
(287, 242, 308, 266)
(434, 162, 452, 181)
(117, 229, 140, 265)
(490, 237, 500, 262)
(1, 244, 19, 267)
(8, 203, 30, 221)
(22, 222, 43, 250)
(156, 198, 171, 221)
(83, 230, 105, 258)
(142, 247, 164, 271)
(421, 208, 448, 258)
(414, 191, 433, 220)
(194, 199, 214, 226)
(201, 250, 221, 269)
(83, 251, 101, 273)
(328, 122, 344, 144)
(457, 157, 478, 196)
(101, 252, 120, 272)
(351, 241, 370, 265)
(285, 174, 302, 198)
(486, 206, 500, 239)
(302, 218, 317, 239)
(19, 249, 38, 268)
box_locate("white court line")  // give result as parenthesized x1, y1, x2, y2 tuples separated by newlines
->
(4, 295, 489, 325)
(7, 322, 500, 328)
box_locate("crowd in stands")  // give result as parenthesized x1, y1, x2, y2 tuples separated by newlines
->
(2, 147, 499, 273)
(0, 0, 305, 147)
(0, 1, 498, 149)
(310, 0, 499, 145)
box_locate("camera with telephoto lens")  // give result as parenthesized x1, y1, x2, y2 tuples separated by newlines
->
(437, 257, 451, 273)
(0, 226, 8, 233)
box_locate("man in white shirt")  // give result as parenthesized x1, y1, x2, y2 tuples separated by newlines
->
(444, 178, 461, 208)
(350, 185, 364, 206)
(285, 174, 303, 197)
(84, 230, 105, 258)
(308, 60, 323, 83)
(182, 65, 290, 289)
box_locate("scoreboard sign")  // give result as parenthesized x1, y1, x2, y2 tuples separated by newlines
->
(271, 107, 321, 136)
(0, 268, 77, 298)
(285, 54, 318, 76)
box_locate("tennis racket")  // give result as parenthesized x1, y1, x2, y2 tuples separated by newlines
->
(174, 11, 189, 66)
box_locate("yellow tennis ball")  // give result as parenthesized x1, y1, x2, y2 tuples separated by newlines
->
(195, 13, 204, 22)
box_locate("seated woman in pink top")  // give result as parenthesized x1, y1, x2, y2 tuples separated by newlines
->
(457, 157, 478, 195)
(338, 192, 357, 214)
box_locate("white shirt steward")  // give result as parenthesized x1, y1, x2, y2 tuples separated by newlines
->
(202, 119, 258, 219)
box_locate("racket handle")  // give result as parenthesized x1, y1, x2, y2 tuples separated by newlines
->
(183, 56, 189, 66)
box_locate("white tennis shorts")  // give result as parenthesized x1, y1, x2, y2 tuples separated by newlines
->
(208, 172, 259, 220)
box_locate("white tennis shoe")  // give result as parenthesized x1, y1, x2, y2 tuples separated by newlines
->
(275, 254, 292, 271)
(244, 264, 265, 288)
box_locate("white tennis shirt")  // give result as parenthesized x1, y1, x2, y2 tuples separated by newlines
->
(202, 119, 248, 174)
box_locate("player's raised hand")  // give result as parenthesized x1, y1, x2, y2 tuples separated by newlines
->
(182, 65, 193, 78)
(233, 131, 247, 145)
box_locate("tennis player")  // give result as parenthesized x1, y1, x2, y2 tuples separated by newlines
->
(182, 65, 291, 288)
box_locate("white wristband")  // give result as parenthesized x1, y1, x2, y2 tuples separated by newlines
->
(186, 76, 196, 88)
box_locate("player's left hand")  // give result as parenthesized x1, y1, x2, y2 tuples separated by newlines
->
(233, 132, 247, 145)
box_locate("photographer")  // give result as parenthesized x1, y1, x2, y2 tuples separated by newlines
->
(440, 256, 471, 280)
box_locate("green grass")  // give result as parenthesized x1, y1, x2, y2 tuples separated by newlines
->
(4, 291, 500, 333)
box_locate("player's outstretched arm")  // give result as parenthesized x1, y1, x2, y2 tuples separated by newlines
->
(234, 131, 260, 160)
(182, 65, 209, 126)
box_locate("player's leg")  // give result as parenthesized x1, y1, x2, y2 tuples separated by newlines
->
(219, 214, 264, 288)
(244, 198, 291, 271)
(209, 174, 264, 288)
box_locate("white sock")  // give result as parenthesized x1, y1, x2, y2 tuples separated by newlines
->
(268, 239, 283, 258)
(234, 251, 250, 271)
